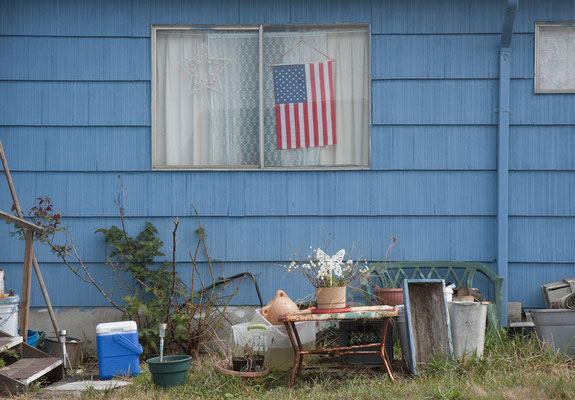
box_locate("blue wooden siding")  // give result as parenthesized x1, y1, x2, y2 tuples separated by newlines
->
(1, 0, 574, 308)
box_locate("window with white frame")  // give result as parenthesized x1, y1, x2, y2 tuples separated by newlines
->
(535, 22, 575, 94)
(152, 25, 370, 169)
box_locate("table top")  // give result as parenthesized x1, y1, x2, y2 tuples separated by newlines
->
(278, 305, 398, 322)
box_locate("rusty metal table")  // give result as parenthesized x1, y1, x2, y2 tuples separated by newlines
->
(278, 305, 398, 388)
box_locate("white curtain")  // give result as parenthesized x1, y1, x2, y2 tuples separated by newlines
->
(263, 29, 370, 167)
(155, 28, 369, 168)
(156, 31, 259, 167)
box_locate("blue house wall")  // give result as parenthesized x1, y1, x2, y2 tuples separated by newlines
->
(1, 0, 575, 310)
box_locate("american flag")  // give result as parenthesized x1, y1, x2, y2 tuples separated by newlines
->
(272, 61, 336, 150)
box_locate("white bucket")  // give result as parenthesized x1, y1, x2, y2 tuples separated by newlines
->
(0, 294, 19, 337)
(448, 301, 487, 359)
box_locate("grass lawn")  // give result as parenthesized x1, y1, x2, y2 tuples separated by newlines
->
(31, 330, 575, 400)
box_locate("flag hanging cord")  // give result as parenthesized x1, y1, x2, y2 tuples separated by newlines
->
(268, 40, 333, 67)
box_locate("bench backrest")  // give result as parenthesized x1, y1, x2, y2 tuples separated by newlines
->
(365, 261, 504, 327)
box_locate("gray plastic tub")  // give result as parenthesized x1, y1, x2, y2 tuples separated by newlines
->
(531, 309, 575, 355)
(397, 306, 411, 366)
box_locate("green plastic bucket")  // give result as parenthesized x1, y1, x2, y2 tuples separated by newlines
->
(146, 355, 192, 388)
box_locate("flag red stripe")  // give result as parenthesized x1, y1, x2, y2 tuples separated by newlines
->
(319, 63, 328, 146)
(294, 103, 301, 149)
(275, 104, 283, 149)
(328, 61, 336, 145)
(309, 63, 319, 147)
(284, 103, 291, 149)
(303, 101, 310, 148)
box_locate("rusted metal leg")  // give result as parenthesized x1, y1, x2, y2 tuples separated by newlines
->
(379, 317, 395, 383)
(284, 322, 300, 388)
(291, 322, 305, 374)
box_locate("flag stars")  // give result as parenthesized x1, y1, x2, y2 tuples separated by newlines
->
(273, 64, 307, 104)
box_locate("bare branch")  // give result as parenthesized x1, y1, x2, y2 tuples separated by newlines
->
(49, 232, 125, 312)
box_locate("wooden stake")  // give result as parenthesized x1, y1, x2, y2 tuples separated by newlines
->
(21, 230, 34, 342)
(0, 141, 22, 217)
(0, 139, 61, 339)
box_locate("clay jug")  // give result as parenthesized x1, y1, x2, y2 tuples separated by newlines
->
(261, 290, 299, 325)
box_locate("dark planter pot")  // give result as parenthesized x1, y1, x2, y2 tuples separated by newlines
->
(375, 288, 404, 306)
(231, 355, 265, 372)
(146, 355, 192, 388)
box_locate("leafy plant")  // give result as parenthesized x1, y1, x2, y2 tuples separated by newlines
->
(95, 191, 244, 358)
(96, 220, 185, 356)
(10, 189, 244, 358)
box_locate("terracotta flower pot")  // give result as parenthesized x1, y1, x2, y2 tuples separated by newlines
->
(315, 286, 347, 309)
(261, 290, 299, 325)
(374, 288, 404, 306)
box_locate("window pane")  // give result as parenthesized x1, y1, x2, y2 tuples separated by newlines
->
(263, 27, 370, 168)
(155, 30, 260, 167)
(536, 24, 575, 93)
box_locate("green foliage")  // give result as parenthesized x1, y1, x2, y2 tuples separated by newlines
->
(96, 208, 239, 360)
(96, 222, 186, 357)
(96, 222, 165, 282)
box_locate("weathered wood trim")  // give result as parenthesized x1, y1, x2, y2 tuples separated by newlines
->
(0, 211, 43, 234)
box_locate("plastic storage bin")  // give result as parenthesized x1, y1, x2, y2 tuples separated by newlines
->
(232, 309, 316, 370)
(97, 321, 143, 379)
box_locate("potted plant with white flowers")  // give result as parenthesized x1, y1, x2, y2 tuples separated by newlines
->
(284, 248, 368, 310)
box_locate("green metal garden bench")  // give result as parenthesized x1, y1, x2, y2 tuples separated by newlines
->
(364, 261, 504, 328)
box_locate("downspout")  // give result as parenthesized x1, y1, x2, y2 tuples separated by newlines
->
(498, 0, 518, 327)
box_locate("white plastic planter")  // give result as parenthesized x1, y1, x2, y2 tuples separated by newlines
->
(447, 301, 487, 359)
(232, 309, 316, 370)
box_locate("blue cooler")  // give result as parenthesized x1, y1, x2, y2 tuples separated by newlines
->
(97, 321, 143, 379)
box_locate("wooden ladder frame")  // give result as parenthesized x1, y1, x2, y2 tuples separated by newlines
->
(0, 139, 61, 342)
(0, 211, 42, 340)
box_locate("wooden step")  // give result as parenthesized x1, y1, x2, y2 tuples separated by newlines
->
(0, 335, 22, 352)
(0, 357, 62, 385)
(0, 340, 64, 395)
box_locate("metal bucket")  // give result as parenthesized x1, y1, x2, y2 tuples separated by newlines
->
(43, 337, 82, 369)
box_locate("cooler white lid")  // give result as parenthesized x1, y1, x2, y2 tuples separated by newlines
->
(96, 321, 137, 335)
